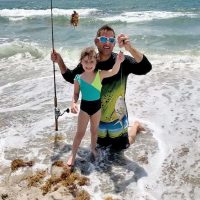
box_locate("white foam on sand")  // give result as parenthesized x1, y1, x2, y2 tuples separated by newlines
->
(125, 54, 200, 199)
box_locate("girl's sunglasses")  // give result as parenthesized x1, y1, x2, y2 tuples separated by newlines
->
(97, 36, 116, 44)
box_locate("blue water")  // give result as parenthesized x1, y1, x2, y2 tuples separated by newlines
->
(0, 0, 200, 58)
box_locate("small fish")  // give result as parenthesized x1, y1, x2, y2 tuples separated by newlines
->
(70, 11, 79, 28)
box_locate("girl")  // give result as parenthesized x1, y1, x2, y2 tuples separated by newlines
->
(67, 46, 124, 169)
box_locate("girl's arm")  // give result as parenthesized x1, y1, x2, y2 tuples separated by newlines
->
(71, 80, 80, 113)
(100, 51, 124, 80)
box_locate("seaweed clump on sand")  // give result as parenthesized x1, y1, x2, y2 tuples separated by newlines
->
(104, 198, 112, 200)
(11, 159, 34, 172)
(11, 159, 91, 199)
(104, 197, 121, 200)
(26, 170, 47, 187)
(52, 160, 65, 167)
(50, 134, 65, 142)
(40, 160, 90, 199)
(75, 190, 90, 200)
(1, 194, 8, 200)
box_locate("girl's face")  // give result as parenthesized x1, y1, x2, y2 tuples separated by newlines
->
(81, 55, 97, 72)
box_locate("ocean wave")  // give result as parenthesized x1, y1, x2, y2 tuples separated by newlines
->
(0, 8, 98, 21)
(0, 40, 45, 59)
(1, 8, 199, 22)
(100, 11, 199, 23)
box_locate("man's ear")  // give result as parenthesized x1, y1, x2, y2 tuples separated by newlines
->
(94, 38, 98, 45)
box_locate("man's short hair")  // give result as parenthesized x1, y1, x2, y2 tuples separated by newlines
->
(96, 25, 115, 37)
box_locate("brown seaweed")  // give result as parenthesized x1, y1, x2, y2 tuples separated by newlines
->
(11, 159, 34, 171)
(26, 170, 46, 187)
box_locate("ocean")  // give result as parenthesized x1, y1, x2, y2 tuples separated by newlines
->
(0, 0, 200, 199)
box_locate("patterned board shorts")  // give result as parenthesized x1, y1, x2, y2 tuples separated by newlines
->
(97, 115, 130, 151)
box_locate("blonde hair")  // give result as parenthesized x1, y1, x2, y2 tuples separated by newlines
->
(80, 46, 97, 62)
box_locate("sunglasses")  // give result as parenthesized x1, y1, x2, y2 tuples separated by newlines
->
(97, 36, 116, 44)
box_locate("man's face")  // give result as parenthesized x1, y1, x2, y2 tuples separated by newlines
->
(95, 30, 115, 58)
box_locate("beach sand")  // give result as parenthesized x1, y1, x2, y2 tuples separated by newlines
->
(0, 118, 157, 200)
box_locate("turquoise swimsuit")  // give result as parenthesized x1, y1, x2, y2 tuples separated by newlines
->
(74, 70, 102, 115)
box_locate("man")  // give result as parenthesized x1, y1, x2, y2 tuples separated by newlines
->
(51, 25, 152, 151)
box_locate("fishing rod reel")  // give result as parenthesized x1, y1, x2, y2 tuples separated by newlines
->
(55, 107, 70, 120)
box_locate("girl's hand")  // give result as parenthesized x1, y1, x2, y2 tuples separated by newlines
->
(71, 103, 78, 113)
(116, 51, 125, 64)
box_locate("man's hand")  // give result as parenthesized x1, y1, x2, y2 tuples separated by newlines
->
(51, 50, 67, 74)
(51, 50, 63, 65)
(117, 33, 143, 63)
(117, 33, 132, 52)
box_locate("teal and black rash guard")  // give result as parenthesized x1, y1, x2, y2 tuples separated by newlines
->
(63, 52, 152, 123)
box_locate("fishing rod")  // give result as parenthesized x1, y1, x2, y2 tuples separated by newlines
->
(50, 0, 59, 131)
(50, 0, 69, 131)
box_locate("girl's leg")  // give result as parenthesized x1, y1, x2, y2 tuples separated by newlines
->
(90, 110, 101, 156)
(67, 110, 90, 166)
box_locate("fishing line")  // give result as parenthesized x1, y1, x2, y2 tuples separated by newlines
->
(120, 65, 130, 130)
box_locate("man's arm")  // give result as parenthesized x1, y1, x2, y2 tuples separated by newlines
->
(62, 63, 83, 83)
(57, 58, 67, 74)
(117, 34, 152, 75)
(51, 50, 83, 83)
(127, 46, 143, 63)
